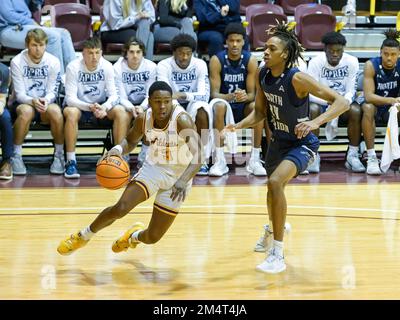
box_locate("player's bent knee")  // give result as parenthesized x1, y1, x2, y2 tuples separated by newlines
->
(267, 176, 284, 190)
(213, 102, 227, 115)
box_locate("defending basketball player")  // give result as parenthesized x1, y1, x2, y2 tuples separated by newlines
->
(57, 81, 204, 255)
(225, 23, 349, 273)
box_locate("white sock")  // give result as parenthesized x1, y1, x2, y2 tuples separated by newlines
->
(367, 149, 376, 158)
(130, 230, 142, 243)
(66, 152, 76, 162)
(273, 240, 284, 258)
(348, 145, 359, 157)
(80, 226, 94, 240)
(54, 144, 64, 155)
(13, 145, 23, 156)
(250, 147, 261, 160)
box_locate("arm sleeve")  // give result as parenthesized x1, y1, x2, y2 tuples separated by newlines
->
(156, 61, 172, 85)
(343, 58, 359, 104)
(44, 58, 61, 104)
(307, 57, 329, 105)
(65, 63, 91, 111)
(185, 61, 210, 102)
(114, 65, 134, 111)
(143, 0, 156, 23)
(103, 64, 120, 111)
(103, 0, 138, 30)
(0, 2, 36, 26)
(194, 0, 222, 25)
(140, 65, 157, 108)
(10, 60, 33, 105)
(224, 0, 240, 14)
(157, 0, 181, 27)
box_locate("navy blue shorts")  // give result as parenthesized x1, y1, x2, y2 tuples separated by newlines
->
(9, 102, 43, 124)
(79, 110, 112, 127)
(231, 103, 246, 123)
(375, 105, 390, 125)
(265, 133, 320, 177)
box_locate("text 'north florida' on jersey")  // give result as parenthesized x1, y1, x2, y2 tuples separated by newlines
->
(259, 67, 309, 140)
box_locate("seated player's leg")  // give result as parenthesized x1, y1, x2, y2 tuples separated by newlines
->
(63, 106, 82, 178)
(11, 104, 35, 175)
(107, 105, 133, 163)
(186, 101, 212, 175)
(361, 102, 381, 175)
(42, 103, 65, 174)
(209, 100, 229, 176)
(244, 102, 266, 176)
(342, 102, 365, 172)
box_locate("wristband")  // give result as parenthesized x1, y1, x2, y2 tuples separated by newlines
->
(112, 145, 123, 154)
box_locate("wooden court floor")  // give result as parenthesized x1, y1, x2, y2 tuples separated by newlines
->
(1, 183, 400, 300)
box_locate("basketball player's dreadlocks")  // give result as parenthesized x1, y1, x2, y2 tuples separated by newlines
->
(382, 28, 400, 49)
(267, 22, 305, 69)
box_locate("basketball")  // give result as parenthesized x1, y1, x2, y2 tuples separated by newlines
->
(96, 156, 130, 190)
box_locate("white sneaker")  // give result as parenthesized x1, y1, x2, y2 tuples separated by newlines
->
(307, 153, 320, 173)
(254, 222, 291, 252)
(11, 155, 27, 175)
(366, 156, 382, 175)
(247, 158, 267, 176)
(345, 153, 366, 173)
(50, 153, 65, 174)
(209, 158, 229, 177)
(256, 249, 286, 274)
(299, 169, 309, 175)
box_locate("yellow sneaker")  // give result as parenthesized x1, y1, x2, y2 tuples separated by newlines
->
(57, 232, 89, 255)
(112, 222, 145, 253)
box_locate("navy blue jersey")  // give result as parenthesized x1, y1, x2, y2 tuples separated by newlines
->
(370, 56, 400, 103)
(259, 66, 309, 141)
(216, 49, 251, 106)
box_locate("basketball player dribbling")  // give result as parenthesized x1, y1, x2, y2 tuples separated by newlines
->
(57, 81, 204, 255)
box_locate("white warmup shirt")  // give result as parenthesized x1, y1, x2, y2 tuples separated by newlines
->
(65, 56, 120, 111)
(10, 49, 61, 104)
(156, 56, 210, 105)
(307, 52, 359, 105)
(113, 56, 156, 111)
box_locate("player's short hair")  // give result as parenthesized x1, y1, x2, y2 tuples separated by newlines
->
(381, 28, 400, 49)
(321, 31, 347, 46)
(122, 37, 146, 58)
(224, 22, 246, 39)
(170, 34, 197, 52)
(25, 28, 48, 46)
(149, 81, 173, 97)
(82, 37, 102, 50)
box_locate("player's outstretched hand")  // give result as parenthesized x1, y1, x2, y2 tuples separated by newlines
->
(170, 180, 187, 202)
(294, 120, 319, 139)
(96, 148, 123, 166)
